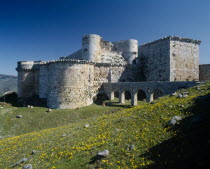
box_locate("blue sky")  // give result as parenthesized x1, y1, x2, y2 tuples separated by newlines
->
(0, 0, 209, 75)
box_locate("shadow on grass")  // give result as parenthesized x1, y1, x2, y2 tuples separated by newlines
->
(88, 155, 105, 164)
(140, 93, 210, 169)
(104, 101, 132, 108)
(0, 92, 47, 108)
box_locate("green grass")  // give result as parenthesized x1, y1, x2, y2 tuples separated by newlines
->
(0, 103, 130, 138)
(0, 82, 210, 169)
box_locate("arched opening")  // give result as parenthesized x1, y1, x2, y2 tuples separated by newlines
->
(114, 91, 119, 98)
(125, 90, 131, 100)
(137, 89, 146, 101)
(114, 90, 120, 103)
(153, 88, 163, 100)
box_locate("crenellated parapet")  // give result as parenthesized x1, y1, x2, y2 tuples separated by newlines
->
(39, 59, 126, 67)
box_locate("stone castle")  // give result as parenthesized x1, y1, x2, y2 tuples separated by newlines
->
(16, 34, 210, 109)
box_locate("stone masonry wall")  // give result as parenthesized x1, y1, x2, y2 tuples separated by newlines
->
(17, 70, 39, 98)
(138, 39, 170, 81)
(46, 61, 95, 109)
(199, 64, 210, 81)
(39, 64, 48, 98)
(17, 61, 40, 98)
(170, 40, 199, 81)
(92, 63, 141, 98)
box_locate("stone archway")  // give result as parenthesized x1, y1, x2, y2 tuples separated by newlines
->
(125, 90, 131, 100)
(152, 88, 163, 100)
(137, 89, 146, 101)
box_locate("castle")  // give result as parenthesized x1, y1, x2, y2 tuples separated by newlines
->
(16, 34, 210, 109)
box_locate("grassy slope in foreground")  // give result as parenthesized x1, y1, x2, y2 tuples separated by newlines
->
(0, 82, 210, 169)
(0, 102, 134, 138)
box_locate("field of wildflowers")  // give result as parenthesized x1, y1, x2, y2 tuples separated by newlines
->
(0, 82, 209, 169)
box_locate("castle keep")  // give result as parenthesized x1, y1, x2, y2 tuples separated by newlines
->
(17, 34, 208, 109)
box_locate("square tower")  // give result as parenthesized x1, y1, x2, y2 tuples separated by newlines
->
(139, 36, 201, 81)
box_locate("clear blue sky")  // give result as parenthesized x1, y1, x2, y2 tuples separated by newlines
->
(0, 0, 209, 75)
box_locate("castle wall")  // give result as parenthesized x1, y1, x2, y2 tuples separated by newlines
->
(138, 39, 170, 81)
(39, 64, 48, 98)
(170, 40, 199, 81)
(46, 61, 95, 109)
(93, 64, 125, 94)
(93, 64, 141, 95)
(17, 61, 40, 98)
(199, 64, 210, 81)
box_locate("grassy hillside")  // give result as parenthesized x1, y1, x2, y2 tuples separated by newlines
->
(0, 82, 209, 169)
(0, 74, 17, 96)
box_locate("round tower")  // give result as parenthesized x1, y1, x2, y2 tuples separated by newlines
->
(82, 34, 101, 62)
(123, 39, 138, 64)
(16, 61, 40, 98)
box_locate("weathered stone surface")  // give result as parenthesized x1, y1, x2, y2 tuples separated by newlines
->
(168, 116, 182, 126)
(84, 124, 90, 128)
(178, 94, 183, 98)
(172, 116, 182, 121)
(46, 108, 52, 112)
(183, 94, 188, 98)
(22, 164, 32, 169)
(97, 150, 109, 156)
(170, 92, 177, 96)
(139, 36, 200, 81)
(126, 144, 135, 151)
(16, 115, 23, 118)
(10, 158, 28, 168)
